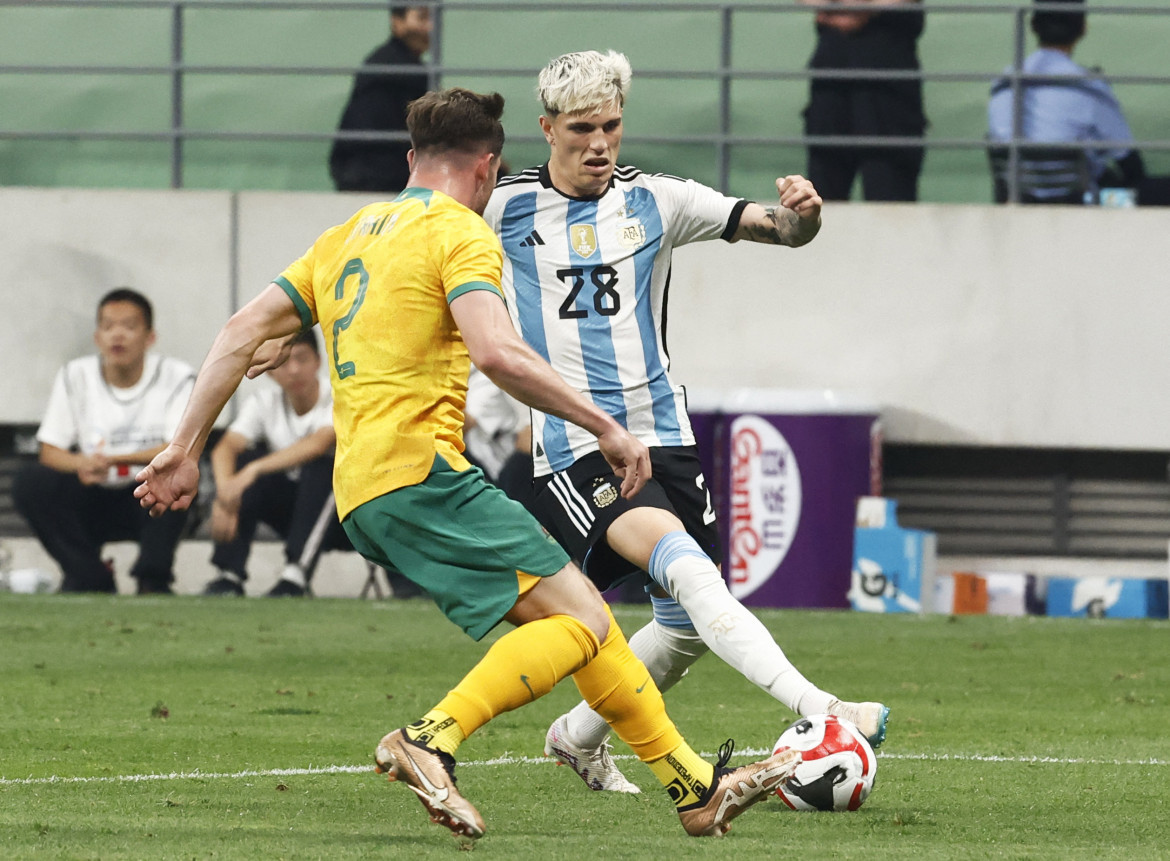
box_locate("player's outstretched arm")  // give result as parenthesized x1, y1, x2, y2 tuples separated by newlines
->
(134, 283, 304, 517)
(732, 175, 823, 247)
(450, 288, 650, 499)
(133, 444, 201, 517)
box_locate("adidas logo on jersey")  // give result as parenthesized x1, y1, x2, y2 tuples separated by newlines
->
(519, 230, 545, 247)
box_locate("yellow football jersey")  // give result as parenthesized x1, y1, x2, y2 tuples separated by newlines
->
(275, 188, 504, 518)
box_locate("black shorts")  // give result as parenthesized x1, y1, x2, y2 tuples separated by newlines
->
(534, 445, 722, 591)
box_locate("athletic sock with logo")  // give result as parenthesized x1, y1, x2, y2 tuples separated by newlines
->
(561, 617, 708, 751)
(418, 614, 600, 753)
(649, 530, 836, 716)
(402, 710, 465, 755)
(570, 604, 715, 807)
(646, 745, 717, 809)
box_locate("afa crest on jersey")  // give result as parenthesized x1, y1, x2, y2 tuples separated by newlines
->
(617, 217, 646, 249)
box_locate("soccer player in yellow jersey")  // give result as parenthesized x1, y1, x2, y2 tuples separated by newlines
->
(134, 88, 799, 842)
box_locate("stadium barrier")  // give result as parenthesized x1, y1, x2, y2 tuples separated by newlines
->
(1, 0, 1168, 203)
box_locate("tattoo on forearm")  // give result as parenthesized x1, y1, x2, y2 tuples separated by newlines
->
(749, 206, 821, 247)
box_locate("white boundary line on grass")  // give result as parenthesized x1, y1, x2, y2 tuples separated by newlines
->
(2, 750, 1166, 787)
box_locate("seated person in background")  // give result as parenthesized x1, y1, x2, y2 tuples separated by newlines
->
(987, 0, 1146, 201)
(329, 5, 432, 193)
(495, 423, 538, 517)
(464, 365, 536, 515)
(14, 288, 194, 594)
(203, 330, 347, 597)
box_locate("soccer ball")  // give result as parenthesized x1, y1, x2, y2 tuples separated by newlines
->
(772, 714, 877, 811)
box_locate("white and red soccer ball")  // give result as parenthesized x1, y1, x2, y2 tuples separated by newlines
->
(772, 714, 877, 811)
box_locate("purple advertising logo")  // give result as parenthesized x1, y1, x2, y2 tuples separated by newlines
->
(728, 415, 802, 599)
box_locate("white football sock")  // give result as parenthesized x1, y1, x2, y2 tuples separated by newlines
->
(562, 617, 708, 751)
(649, 531, 836, 716)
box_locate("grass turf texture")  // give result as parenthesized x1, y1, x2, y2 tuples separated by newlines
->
(1, 595, 1166, 859)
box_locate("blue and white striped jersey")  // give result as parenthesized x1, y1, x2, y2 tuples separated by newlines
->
(483, 163, 745, 477)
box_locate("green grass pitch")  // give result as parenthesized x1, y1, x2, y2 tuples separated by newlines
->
(1, 594, 1166, 859)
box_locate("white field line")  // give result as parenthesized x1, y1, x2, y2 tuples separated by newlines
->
(2, 750, 1166, 787)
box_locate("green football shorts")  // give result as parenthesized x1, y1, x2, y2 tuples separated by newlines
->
(342, 456, 570, 640)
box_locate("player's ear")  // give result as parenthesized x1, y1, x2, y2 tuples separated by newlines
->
(538, 115, 555, 145)
(473, 151, 495, 184)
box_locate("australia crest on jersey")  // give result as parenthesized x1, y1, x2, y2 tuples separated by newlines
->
(570, 224, 598, 258)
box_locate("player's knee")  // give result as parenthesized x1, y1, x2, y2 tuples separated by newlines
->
(605, 506, 683, 568)
(648, 530, 719, 595)
(575, 601, 610, 643)
(515, 562, 610, 639)
(558, 564, 611, 640)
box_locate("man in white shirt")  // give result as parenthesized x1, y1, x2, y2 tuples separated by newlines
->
(202, 329, 349, 597)
(13, 289, 195, 593)
(463, 365, 522, 481)
(463, 365, 536, 515)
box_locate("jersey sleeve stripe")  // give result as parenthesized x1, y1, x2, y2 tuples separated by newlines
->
(274, 276, 314, 331)
(447, 281, 502, 303)
(720, 199, 749, 242)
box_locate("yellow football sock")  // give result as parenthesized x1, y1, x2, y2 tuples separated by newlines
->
(646, 745, 716, 809)
(427, 614, 600, 751)
(402, 709, 465, 755)
(571, 604, 715, 807)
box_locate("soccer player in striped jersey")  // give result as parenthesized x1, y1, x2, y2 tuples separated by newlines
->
(134, 87, 799, 841)
(483, 50, 889, 794)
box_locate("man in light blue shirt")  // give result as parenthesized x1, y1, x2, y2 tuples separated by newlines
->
(987, 0, 1145, 199)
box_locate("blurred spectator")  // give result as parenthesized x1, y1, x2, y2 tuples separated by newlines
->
(799, 0, 927, 201)
(13, 288, 194, 594)
(202, 330, 348, 597)
(987, 0, 1166, 204)
(464, 365, 536, 515)
(329, 5, 433, 193)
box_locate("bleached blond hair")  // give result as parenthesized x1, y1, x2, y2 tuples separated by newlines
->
(537, 50, 632, 117)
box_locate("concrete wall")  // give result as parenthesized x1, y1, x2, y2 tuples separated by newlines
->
(669, 202, 1168, 448)
(0, 188, 233, 422)
(1, 188, 1165, 450)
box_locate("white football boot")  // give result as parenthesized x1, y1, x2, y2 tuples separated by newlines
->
(543, 714, 641, 794)
(827, 700, 890, 749)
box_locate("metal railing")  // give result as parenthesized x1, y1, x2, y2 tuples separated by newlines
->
(1, 0, 1167, 200)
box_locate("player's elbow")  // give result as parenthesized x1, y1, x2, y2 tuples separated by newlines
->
(465, 341, 512, 382)
(220, 310, 270, 361)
